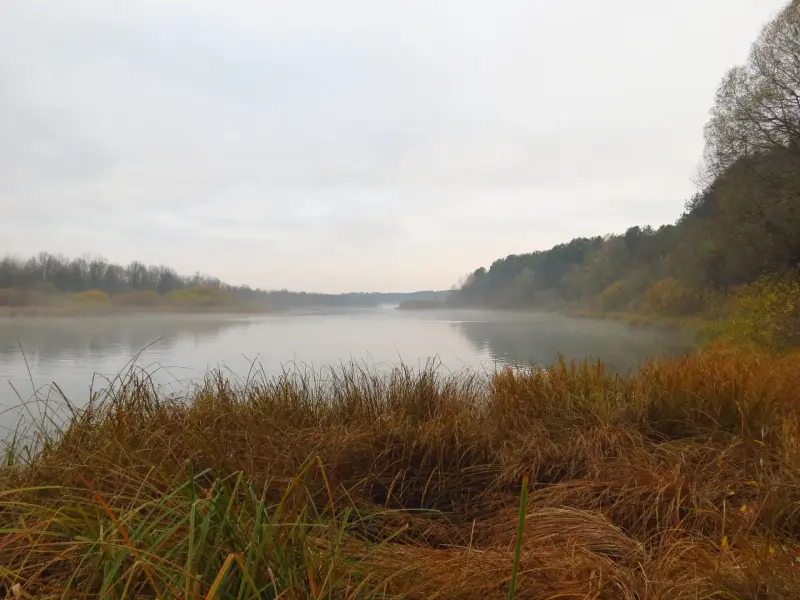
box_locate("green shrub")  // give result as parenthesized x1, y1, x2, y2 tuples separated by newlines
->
(729, 277, 800, 350)
(644, 277, 702, 316)
(598, 280, 633, 312)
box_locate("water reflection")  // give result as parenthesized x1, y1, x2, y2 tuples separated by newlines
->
(0, 314, 256, 363)
(452, 311, 691, 374)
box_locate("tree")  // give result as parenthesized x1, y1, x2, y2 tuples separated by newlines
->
(154, 266, 181, 295)
(690, 2, 800, 287)
(701, 1, 800, 183)
(88, 256, 109, 287)
(504, 267, 536, 306)
(127, 261, 148, 289)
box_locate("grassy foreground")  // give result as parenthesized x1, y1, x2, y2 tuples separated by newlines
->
(3, 345, 800, 599)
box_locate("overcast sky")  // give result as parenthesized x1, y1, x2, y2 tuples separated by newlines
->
(0, 1, 787, 292)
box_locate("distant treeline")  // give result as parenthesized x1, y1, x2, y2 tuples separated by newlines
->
(0, 253, 448, 309)
(450, 2, 800, 340)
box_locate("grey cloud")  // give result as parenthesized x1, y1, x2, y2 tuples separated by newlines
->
(0, 97, 113, 185)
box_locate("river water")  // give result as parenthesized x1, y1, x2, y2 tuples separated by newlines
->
(0, 308, 692, 434)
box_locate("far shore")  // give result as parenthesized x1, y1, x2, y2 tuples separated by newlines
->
(0, 304, 282, 318)
(396, 299, 446, 310)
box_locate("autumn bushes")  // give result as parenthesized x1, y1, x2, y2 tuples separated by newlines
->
(165, 285, 237, 307)
(595, 276, 707, 317)
(591, 273, 800, 352)
(728, 277, 800, 350)
(642, 277, 704, 315)
(4, 345, 800, 598)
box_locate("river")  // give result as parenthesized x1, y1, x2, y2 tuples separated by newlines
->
(0, 308, 692, 434)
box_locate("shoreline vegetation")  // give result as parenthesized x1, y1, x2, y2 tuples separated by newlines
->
(0, 289, 280, 318)
(568, 309, 723, 339)
(0, 305, 279, 318)
(446, 2, 800, 353)
(3, 344, 800, 598)
(0, 255, 448, 318)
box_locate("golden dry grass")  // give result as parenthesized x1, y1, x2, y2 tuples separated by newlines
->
(3, 343, 800, 598)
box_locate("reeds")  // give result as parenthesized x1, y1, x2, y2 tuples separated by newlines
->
(3, 343, 800, 598)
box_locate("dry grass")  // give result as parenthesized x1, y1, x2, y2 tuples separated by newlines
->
(3, 343, 800, 598)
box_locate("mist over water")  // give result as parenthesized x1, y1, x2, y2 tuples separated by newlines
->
(0, 309, 692, 433)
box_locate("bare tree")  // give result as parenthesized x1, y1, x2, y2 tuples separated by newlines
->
(701, 1, 800, 183)
(88, 256, 109, 287)
(127, 261, 148, 289)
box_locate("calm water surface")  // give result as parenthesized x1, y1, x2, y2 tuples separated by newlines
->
(0, 309, 692, 432)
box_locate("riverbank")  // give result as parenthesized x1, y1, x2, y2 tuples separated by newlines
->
(396, 298, 446, 310)
(3, 344, 799, 598)
(0, 304, 280, 318)
(568, 307, 727, 340)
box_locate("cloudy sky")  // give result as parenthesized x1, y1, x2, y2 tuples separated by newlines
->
(0, 1, 787, 292)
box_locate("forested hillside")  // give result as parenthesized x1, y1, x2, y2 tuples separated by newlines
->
(450, 1, 800, 342)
